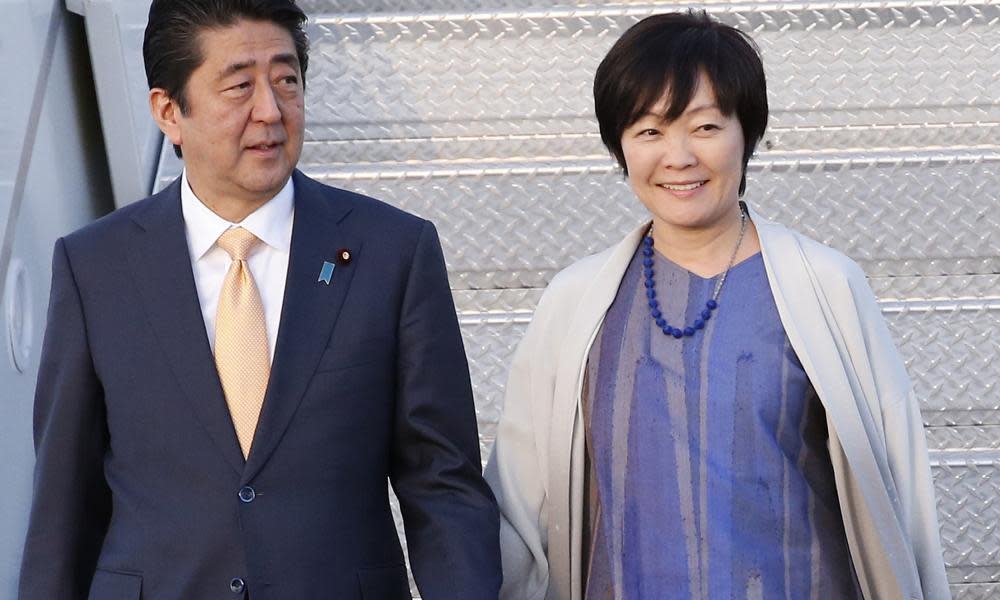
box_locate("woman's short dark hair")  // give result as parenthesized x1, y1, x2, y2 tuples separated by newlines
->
(594, 11, 768, 195)
(143, 0, 309, 155)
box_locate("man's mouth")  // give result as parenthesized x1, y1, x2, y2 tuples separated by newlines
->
(248, 142, 282, 151)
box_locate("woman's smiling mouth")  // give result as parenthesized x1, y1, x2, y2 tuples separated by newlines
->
(658, 180, 707, 191)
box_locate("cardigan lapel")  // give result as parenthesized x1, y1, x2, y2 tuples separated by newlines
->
(126, 179, 245, 476)
(751, 203, 893, 490)
(749, 203, 912, 599)
(546, 223, 648, 600)
(242, 171, 360, 481)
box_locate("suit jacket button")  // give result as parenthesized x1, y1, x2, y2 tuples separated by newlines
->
(238, 486, 255, 503)
(230, 578, 245, 593)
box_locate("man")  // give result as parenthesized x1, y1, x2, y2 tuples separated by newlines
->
(18, 1, 501, 598)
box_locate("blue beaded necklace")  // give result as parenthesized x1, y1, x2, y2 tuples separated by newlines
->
(643, 208, 748, 338)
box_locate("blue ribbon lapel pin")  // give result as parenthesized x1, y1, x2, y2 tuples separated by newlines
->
(318, 261, 336, 285)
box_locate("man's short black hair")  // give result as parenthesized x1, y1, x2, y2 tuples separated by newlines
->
(593, 11, 768, 195)
(143, 0, 309, 157)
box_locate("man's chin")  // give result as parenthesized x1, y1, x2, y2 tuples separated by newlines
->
(238, 169, 294, 197)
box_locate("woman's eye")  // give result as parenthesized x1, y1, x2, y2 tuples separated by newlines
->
(697, 123, 720, 132)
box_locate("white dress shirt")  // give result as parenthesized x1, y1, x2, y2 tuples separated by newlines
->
(181, 170, 294, 362)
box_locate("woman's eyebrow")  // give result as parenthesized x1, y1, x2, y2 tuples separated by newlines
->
(633, 102, 720, 124)
(684, 103, 721, 115)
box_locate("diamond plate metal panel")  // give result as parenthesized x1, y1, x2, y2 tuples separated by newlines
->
(460, 319, 527, 430)
(454, 288, 543, 317)
(309, 150, 1000, 285)
(299, 0, 601, 11)
(934, 459, 1000, 586)
(298, 133, 607, 168)
(869, 275, 1000, 303)
(295, 121, 1000, 168)
(303, 0, 995, 11)
(927, 427, 1000, 452)
(302, 4, 999, 148)
(765, 120, 1000, 154)
(951, 584, 1000, 600)
(888, 303, 1000, 426)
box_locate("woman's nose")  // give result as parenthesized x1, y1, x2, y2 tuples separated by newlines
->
(659, 135, 697, 170)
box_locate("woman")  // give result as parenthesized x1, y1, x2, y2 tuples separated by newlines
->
(484, 11, 950, 600)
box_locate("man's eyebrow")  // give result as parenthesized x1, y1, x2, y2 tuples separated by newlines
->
(272, 53, 300, 70)
(218, 54, 300, 80)
(219, 59, 256, 80)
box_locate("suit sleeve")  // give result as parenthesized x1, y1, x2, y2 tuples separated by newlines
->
(390, 220, 502, 599)
(18, 238, 111, 599)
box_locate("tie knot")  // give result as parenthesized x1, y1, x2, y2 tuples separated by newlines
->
(216, 227, 260, 261)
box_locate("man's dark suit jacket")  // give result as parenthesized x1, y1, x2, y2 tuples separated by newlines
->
(18, 170, 501, 599)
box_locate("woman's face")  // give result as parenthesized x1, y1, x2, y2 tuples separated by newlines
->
(621, 73, 746, 234)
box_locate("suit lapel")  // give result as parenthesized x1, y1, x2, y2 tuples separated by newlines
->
(244, 171, 360, 479)
(126, 180, 245, 475)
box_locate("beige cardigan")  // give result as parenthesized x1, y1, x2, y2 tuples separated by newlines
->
(484, 207, 950, 600)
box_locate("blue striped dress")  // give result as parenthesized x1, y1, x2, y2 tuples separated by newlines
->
(582, 245, 861, 600)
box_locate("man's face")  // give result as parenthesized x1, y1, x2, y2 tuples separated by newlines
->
(163, 19, 305, 209)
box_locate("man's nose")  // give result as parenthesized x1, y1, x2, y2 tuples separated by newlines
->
(251, 83, 282, 123)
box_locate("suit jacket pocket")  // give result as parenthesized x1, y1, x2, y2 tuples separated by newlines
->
(88, 568, 142, 599)
(315, 336, 395, 373)
(357, 563, 411, 599)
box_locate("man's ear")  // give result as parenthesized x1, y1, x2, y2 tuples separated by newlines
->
(149, 88, 183, 148)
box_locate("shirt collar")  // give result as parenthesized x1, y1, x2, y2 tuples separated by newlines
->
(181, 170, 295, 260)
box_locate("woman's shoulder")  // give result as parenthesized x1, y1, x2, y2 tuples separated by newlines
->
(547, 245, 618, 296)
(527, 248, 613, 338)
(528, 230, 639, 336)
(755, 213, 886, 332)
(539, 227, 641, 307)
(756, 214, 868, 285)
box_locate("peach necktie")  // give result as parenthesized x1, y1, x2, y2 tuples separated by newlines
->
(214, 227, 270, 459)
